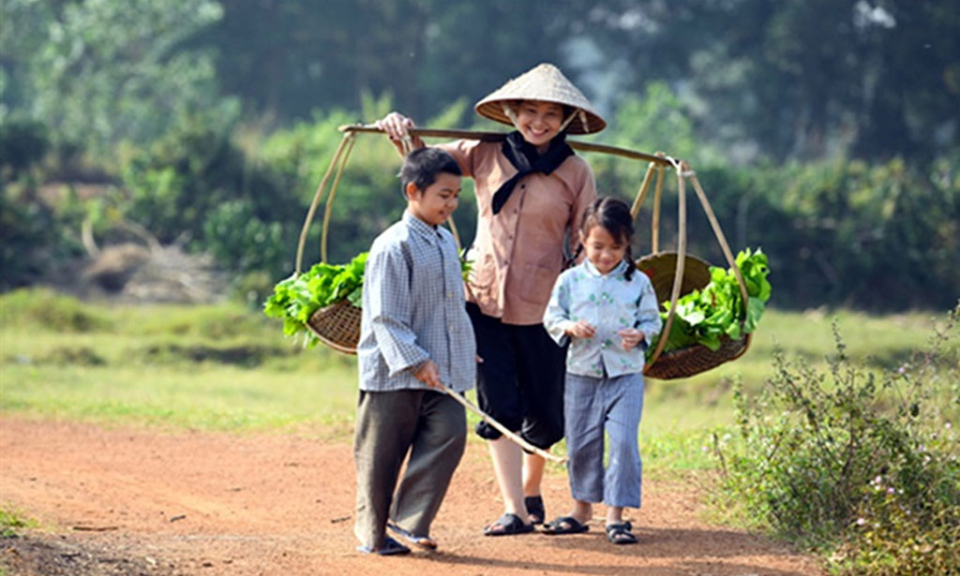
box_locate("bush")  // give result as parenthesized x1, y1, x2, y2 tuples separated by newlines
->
(203, 200, 288, 279)
(120, 118, 301, 280)
(0, 118, 49, 179)
(717, 303, 960, 575)
(0, 184, 84, 291)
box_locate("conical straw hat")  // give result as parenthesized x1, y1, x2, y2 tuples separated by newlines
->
(475, 63, 606, 135)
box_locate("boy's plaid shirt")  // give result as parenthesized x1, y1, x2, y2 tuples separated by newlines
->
(357, 211, 476, 393)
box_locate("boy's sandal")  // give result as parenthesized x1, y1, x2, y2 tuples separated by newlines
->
(524, 495, 546, 525)
(605, 522, 638, 545)
(356, 536, 411, 556)
(483, 513, 535, 536)
(387, 522, 438, 551)
(542, 516, 590, 535)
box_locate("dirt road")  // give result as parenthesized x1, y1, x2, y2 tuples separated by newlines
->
(0, 418, 823, 575)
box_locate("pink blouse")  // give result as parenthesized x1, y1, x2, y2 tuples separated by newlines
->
(439, 139, 597, 325)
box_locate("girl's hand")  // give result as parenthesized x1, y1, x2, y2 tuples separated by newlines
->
(617, 328, 645, 351)
(565, 320, 596, 339)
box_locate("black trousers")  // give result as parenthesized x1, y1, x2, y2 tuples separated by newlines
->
(466, 303, 566, 449)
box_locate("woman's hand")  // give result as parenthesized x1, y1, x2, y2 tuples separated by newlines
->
(617, 328, 645, 351)
(376, 112, 416, 140)
(375, 112, 424, 156)
(565, 320, 596, 339)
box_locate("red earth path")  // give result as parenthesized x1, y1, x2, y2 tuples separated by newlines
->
(0, 417, 824, 576)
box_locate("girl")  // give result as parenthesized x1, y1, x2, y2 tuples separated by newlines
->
(377, 63, 603, 536)
(541, 196, 663, 545)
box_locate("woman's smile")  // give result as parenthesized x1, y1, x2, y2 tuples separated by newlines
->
(516, 101, 565, 153)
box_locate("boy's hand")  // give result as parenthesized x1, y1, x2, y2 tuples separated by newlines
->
(565, 320, 596, 339)
(617, 328, 645, 351)
(414, 360, 442, 389)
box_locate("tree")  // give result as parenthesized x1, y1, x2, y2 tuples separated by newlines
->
(199, 0, 432, 121)
(4, 0, 238, 160)
(199, 0, 605, 124)
(575, 0, 960, 162)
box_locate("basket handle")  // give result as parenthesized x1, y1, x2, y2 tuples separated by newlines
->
(631, 159, 752, 369)
(319, 133, 359, 264)
(645, 163, 689, 367)
(687, 170, 750, 315)
(630, 158, 668, 253)
(295, 132, 356, 275)
(296, 129, 468, 274)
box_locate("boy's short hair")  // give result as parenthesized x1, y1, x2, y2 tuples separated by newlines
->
(400, 148, 462, 196)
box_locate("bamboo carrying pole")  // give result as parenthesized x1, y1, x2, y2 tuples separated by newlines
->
(339, 125, 681, 167)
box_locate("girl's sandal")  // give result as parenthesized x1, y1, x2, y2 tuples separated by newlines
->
(605, 522, 638, 545)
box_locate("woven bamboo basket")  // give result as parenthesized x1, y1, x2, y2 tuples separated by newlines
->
(645, 334, 750, 380)
(637, 252, 750, 380)
(306, 299, 362, 354)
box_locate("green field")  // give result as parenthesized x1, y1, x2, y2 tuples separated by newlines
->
(1, 288, 956, 473)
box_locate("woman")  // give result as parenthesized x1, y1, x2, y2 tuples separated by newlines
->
(376, 63, 605, 536)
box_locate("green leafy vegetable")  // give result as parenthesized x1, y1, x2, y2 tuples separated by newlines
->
(646, 248, 772, 358)
(263, 252, 368, 347)
(264, 251, 473, 348)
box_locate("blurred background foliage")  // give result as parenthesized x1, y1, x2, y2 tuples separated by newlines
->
(1, 0, 958, 309)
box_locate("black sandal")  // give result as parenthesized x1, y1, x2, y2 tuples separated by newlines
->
(355, 536, 412, 555)
(605, 522, 638, 545)
(483, 513, 535, 536)
(524, 495, 545, 525)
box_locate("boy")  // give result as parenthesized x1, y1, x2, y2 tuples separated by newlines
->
(353, 147, 476, 555)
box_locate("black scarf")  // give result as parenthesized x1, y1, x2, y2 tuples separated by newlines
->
(491, 131, 574, 215)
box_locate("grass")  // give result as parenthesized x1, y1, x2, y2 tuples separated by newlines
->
(0, 506, 33, 537)
(2, 288, 956, 473)
(0, 506, 36, 576)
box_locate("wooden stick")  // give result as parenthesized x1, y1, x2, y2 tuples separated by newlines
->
(436, 383, 567, 464)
